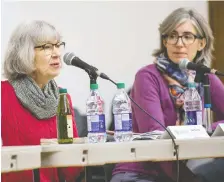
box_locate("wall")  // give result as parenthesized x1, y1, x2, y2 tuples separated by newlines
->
(209, 1, 224, 83)
(2, 1, 208, 127)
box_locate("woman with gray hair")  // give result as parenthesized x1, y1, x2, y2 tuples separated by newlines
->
(110, 7, 224, 182)
(1, 20, 83, 181)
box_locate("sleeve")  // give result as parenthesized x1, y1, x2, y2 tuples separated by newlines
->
(57, 93, 84, 182)
(209, 74, 224, 130)
(132, 70, 165, 132)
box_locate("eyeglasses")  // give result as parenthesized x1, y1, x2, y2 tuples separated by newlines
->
(34, 42, 65, 56)
(163, 33, 203, 46)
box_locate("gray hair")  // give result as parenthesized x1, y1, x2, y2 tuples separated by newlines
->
(4, 20, 62, 80)
(153, 7, 214, 67)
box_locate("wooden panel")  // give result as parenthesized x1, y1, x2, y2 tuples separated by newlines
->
(209, 1, 224, 83)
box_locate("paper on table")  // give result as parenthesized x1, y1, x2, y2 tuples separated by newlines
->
(132, 130, 164, 140)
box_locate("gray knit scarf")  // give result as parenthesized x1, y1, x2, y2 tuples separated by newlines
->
(10, 76, 59, 120)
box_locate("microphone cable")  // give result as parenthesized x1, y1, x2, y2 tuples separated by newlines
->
(106, 77, 180, 182)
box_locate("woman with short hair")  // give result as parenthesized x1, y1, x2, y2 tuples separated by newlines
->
(1, 20, 83, 182)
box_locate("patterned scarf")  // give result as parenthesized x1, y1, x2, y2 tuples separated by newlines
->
(155, 54, 203, 125)
(9, 76, 59, 120)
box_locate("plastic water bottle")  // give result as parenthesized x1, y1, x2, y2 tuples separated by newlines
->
(86, 83, 106, 143)
(183, 82, 203, 125)
(112, 83, 133, 142)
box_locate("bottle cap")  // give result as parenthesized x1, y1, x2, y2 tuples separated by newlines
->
(90, 84, 98, 90)
(117, 83, 125, 89)
(188, 82, 196, 88)
(59, 88, 67, 93)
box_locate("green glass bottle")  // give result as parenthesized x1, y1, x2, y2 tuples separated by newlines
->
(57, 88, 73, 144)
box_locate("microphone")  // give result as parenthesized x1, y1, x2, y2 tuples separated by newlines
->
(63, 52, 110, 80)
(179, 58, 224, 76)
(65, 52, 180, 182)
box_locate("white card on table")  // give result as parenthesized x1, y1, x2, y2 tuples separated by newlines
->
(212, 123, 224, 137)
(161, 125, 210, 139)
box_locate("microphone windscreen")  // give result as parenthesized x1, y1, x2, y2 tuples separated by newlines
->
(179, 58, 189, 70)
(63, 52, 76, 65)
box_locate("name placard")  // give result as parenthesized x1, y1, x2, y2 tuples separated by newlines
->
(212, 124, 224, 137)
(161, 125, 210, 139)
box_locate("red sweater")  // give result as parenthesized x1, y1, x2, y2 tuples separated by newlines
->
(1, 81, 83, 182)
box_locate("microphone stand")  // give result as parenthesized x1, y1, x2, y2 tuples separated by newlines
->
(194, 72, 213, 135)
(203, 74, 213, 134)
(88, 72, 97, 84)
(84, 67, 98, 84)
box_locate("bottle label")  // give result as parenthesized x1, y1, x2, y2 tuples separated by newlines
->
(57, 114, 73, 140)
(184, 101, 202, 111)
(185, 111, 202, 125)
(66, 115, 73, 138)
(87, 114, 106, 133)
(114, 113, 132, 132)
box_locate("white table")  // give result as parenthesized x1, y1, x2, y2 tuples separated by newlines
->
(41, 137, 224, 168)
(2, 137, 224, 172)
(1, 146, 41, 173)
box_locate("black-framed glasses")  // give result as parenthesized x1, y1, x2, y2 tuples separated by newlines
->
(34, 42, 65, 55)
(163, 33, 203, 46)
